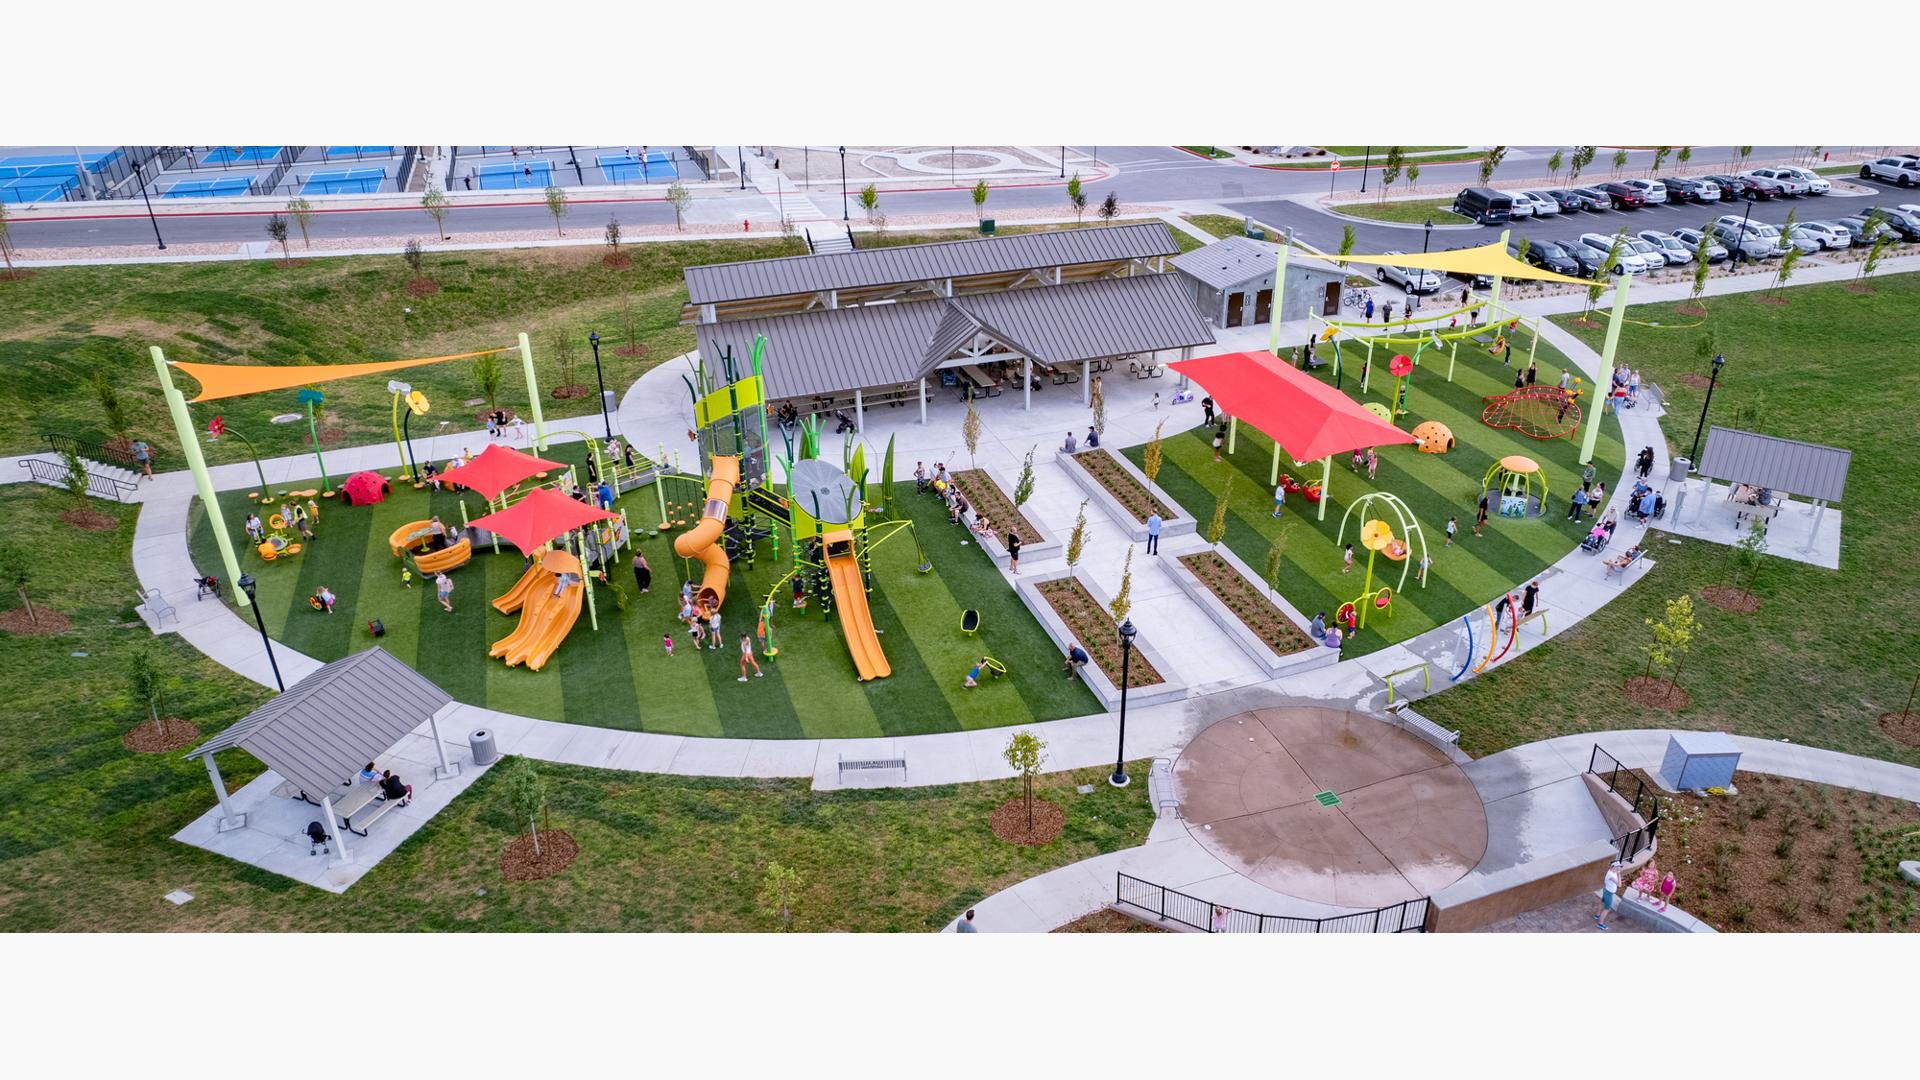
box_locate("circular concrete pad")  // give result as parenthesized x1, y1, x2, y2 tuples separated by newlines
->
(1175, 707, 1488, 908)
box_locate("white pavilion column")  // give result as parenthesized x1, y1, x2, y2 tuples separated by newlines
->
(918, 378, 927, 425)
(429, 705, 459, 780)
(1081, 361, 1090, 405)
(1805, 500, 1828, 554)
(203, 754, 246, 832)
(854, 388, 865, 434)
(321, 796, 351, 865)
(1023, 359, 1031, 411)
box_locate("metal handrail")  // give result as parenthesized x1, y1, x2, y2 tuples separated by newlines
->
(18, 458, 137, 502)
(43, 432, 144, 472)
(1115, 872, 1428, 933)
(1587, 744, 1663, 860)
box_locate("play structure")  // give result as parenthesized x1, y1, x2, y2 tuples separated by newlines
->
(1334, 492, 1428, 632)
(1481, 455, 1547, 518)
(340, 470, 390, 507)
(1411, 420, 1454, 454)
(674, 455, 741, 610)
(1460, 593, 1521, 676)
(1481, 384, 1583, 440)
(488, 549, 585, 671)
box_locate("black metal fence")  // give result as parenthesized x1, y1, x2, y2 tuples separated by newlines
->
(1588, 745, 1663, 862)
(249, 146, 301, 197)
(43, 432, 144, 472)
(396, 146, 419, 191)
(1116, 873, 1428, 933)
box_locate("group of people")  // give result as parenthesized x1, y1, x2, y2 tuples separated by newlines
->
(1059, 426, 1101, 453)
(357, 761, 413, 807)
(482, 408, 526, 441)
(667, 579, 764, 680)
(915, 461, 1025, 572)
(1608, 366, 1643, 412)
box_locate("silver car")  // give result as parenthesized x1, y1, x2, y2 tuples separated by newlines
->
(1797, 221, 1852, 248)
(1520, 190, 1562, 216)
(1377, 252, 1443, 293)
(1578, 232, 1650, 274)
(1672, 227, 1729, 262)
(1621, 178, 1668, 205)
(1625, 236, 1668, 267)
(1638, 230, 1693, 264)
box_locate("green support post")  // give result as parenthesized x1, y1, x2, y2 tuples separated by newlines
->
(487, 494, 500, 554)
(574, 528, 599, 631)
(1267, 242, 1290, 358)
(1488, 228, 1511, 313)
(1227, 416, 1237, 455)
(1361, 337, 1374, 393)
(1527, 318, 1540, 369)
(1579, 272, 1633, 465)
(300, 389, 332, 494)
(151, 347, 247, 606)
(1270, 440, 1281, 486)
(389, 392, 412, 481)
(518, 331, 547, 450)
(1318, 455, 1331, 522)
(1448, 338, 1459, 382)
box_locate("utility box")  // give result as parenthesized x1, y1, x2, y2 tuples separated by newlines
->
(979, 218, 995, 235)
(1659, 731, 1740, 792)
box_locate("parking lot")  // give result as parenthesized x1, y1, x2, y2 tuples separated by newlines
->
(444, 145, 706, 191)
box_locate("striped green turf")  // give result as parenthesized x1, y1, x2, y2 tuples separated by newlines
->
(1123, 339, 1625, 658)
(186, 449, 1096, 738)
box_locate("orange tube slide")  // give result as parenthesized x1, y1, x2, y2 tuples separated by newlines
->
(673, 455, 740, 609)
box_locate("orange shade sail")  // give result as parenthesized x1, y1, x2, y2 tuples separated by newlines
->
(174, 347, 511, 402)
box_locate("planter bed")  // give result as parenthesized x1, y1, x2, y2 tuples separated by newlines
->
(1061, 448, 1194, 542)
(951, 466, 1061, 568)
(1170, 548, 1336, 679)
(1015, 569, 1187, 711)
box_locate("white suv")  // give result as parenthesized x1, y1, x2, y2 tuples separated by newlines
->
(1743, 168, 1811, 196)
(1860, 157, 1920, 187)
(1498, 190, 1534, 218)
(1752, 166, 1828, 195)
(1621, 179, 1668, 205)
(1578, 232, 1650, 274)
(1376, 252, 1443, 293)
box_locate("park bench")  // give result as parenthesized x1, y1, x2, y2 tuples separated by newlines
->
(1386, 701, 1460, 748)
(136, 588, 177, 628)
(345, 795, 406, 837)
(1128, 357, 1165, 380)
(838, 755, 907, 780)
(1605, 549, 1645, 583)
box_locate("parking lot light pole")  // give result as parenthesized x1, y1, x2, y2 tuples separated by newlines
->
(237, 574, 284, 692)
(1360, 147, 1371, 193)
(1109, 618, 1138, 788)
(131, 160, 165, 250)
(568, 146, 584, 185)
(1736, 193, 1756, 263)
(1423, 217, 1433, 254)
(839, 146, 849, 220)
(587, 331, 612, 439)
(1687, 353, 1726, 465)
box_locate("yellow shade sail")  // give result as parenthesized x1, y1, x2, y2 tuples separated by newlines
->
(1326, 240, 1592, 287)
(174, 347, 510, 402)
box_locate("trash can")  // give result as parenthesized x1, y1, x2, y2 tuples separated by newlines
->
(1669, 457, 1690, 482)
(979, 218, 995, 235)
(602, 389, 617, 417)
(469, 728, 498, 767)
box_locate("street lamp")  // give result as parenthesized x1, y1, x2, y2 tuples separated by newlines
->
(568, 145, 584, 185)
(1060, 146, 1066, 179)
(130, 159, 165, 250)
(587, 331, 612, 439)
(1735, 191, 1757, 263)
(236, 574, 285, 692)
(738, 146, 747, 190)
(1687, 353, 1726, 465)
(1423, 217, 1433, 254)
(839, 146, 849, 221)
(1109, 618, 1138, 788)
(1359, 146, 1372, 194)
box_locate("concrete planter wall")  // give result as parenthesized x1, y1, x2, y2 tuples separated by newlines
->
(1165, 545, 1337, 680)
(1013, 567, 1188, 711)
(960, 464, 1062, 570)
(1060, 448, 1197, 543)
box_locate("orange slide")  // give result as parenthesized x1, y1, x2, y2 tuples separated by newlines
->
(490, 550, 584, 671)
(673, 455, 740, 609)
(492, 551, 548, 614)
(822, 529, 890, 681)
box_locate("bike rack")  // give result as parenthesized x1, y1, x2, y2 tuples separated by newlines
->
(1380, 662, 1430, 705)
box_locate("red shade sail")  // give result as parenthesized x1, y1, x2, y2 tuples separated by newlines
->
(469, 488, 614, 556)
(1169, 350, 1418, 461)
(436, 444, 568, 501)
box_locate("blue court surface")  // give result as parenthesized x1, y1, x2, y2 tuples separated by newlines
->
(202, 146, 283, 165)
(323, 145, 394, 159)
(163, 176, 254, 198)
(0, 175, 78, 203)
(301, 167, 385, 195)
(596, 151, 677, 182)
(475, 160, 553, 190)
(0, 150, 121, 176)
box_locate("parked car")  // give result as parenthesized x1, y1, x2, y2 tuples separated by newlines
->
(1705, 173, 1767, 200)
(1637, 230, 1693, 265)
(1561, 239, 1611, 277)
(1672, 227, 1730, 262)
(1377, 252, 1445, 293)
(1833, 215, 1895, 246)
(1749, 166, 1828, 195)
(1620, 236, 1667, 267)
(1452, 187, 1514, 225)
(1578, 232, 1649, 273)
(1514, 238, 1581, 276)
(1742, 169, 1810, 197)
(1658, 176, 1720, 204)
(1860, 205, 1920, 239)
(1498, 190, 1534, 219)
(1599, 182, 1646, 209)
(1859, 156, 1920, 186)
(1794, 221, 1852, 249)
(1621, 178, 1668, 205)
(1546, 189, 1593, 212)
(1519, 190, 1562, 216)
(1711, 216, 1779, 260)
(1778, 226, 1822, 255)
(1570, 187, 1614, 211)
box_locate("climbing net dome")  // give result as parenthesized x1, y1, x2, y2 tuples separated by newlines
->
(1481, 385, 1581, 440)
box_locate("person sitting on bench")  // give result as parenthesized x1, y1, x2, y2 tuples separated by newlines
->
(379, 769, 412, 807)
(1309, 611, 1327, 640)
(1062, 431, 1077, 453)
(1062, 642, 1090, 678)
(358, 762, 381, 786)
(1605, 545, 1642, 573)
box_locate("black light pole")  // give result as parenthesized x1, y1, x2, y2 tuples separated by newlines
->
(1687, 353, 1726, 465)
(1736, 191, 1756, 263)
(1109, 618, 1137, 788)
(568, 145, 584, 185)
(738, 146, 747, 190)
(401, 405, 419, 480)
(1060, 146, 1066, 179)
(237, 574, 284, 692)
(588, 331, 612, 439)
(131, 160, 165, 250)
(1360, 146, 1372, 193)
(1423, 217, 1434, 254)
(839, 146, 849, 220)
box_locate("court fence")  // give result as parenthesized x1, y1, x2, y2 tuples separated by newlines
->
(396, 146, 420, 192)
(248, 147, 301, 197)
(1115, 873, 1429, 933)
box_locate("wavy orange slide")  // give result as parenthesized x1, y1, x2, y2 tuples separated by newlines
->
(490, 550, 584, 671)
(823, 529, 890, 681)
(673, 455, 740, 609)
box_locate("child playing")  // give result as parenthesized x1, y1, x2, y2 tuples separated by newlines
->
(316, 585, 336, 614)
(1444, 517, 1457, 547)
(791, 576, 807, 610)
(400, 567, 413, 589)
(963, 657, 986, 689)
(707, 607, 724, 650)
(1365, 448, 1378, 481)
(738, 633, 763, 681)
(1351, 448, 1364, 473)
(1416, 555, 1431, 586)
(689, 620, 705, 650)
(662, 632, 675, 658)
(1342, 544, 1355, 574)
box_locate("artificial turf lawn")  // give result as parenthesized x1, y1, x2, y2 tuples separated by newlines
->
(1121, 336, 1624, 657)
(1418, 274, 1920, 769)
(187, 445, 1097, 738)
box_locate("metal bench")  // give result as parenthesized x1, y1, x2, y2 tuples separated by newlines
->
(1146, 757, 1179, 818)
(136, 588, 178, 627)
(346, 794, 406, 837)
(1387, 702, 1460, 747)
(838, 755, 907, 779)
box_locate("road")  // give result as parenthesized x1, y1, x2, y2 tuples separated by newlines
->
(0, 145, 1854, 250)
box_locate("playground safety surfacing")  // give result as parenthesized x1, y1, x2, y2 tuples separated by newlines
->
(1174, 707, 1487, 907)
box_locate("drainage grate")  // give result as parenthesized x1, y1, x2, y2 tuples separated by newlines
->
(1313, 790, 1340, 807)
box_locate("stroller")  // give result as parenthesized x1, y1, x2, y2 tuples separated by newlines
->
(833, 409, 856, 434)
(194, 574, 221, 600)
(306, 820, 330, 856)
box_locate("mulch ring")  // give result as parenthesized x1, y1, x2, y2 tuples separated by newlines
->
(404, 277, 440, 297)
(1053, 908, 1169, 933)
(123, 717, 201, 754)
(1844, 283, 1875, 295)
(1568, 318, 1602, 330)
(615, 342, 650, 358)
(1700, 585, 1760, 614)
(1675, 373, 1714, 390)
(1877, 711, 1920, 748)
(550, 384, 591, 400)
(1757, 295, 1788, 307)
(0, 608, 70, 635)
(0, 269, 34, 282)
(602, 251, 632, 269)
(501, 830, 580, 881)
(61, 509, 117, 531)
(990, 797, 1064, 847)
(316, 426, 347, 446)
(1675, 304, 1708, 317)
(1623, 675, 1692, 711)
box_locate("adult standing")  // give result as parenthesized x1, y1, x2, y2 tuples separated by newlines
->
(1005, 530, 1023, 574)
(1201, 395, 1216, 426)
(435, 572, 454, 613)
(1474, 493, 1489, 537)
(1594, 861, 1623, 930)
(1144, 512, 1162, 555)
(1521, 579, 1540, 621)
(955, 908, 978, 933)
(1364, 295, 1375, 322)
(632, 551, 651, 594)
(130, 439, 153, 480)
(1567, 485, 1589, 521)
(707, 605, 724, 650)
(737, 633, 763, 681)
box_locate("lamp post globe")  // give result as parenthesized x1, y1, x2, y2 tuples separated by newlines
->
(1110, 618, 1138, 788)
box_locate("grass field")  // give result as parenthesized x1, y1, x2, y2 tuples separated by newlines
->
(1316, 147, 1468, 157)
(1330, 198, 1472, 226)
(1176, 146, 1234, 159)
(1122, 337, 1623, 657)
(1419, 273, 1920, 768)
(188, 447, 1097, 738)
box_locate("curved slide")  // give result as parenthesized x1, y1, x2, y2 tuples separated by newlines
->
(822, 529, 890, 682)
(673, 455, 740, 609)
(492, 552, 548, 614)
(490, 551, 584, 671)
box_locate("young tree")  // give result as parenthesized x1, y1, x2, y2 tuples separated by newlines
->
(1064, 499, 1090, 583)
(0, 199, 14, 278)
(961, 396, 981, 472)
(91, 372, 130, 446)
(1773, 244, 1801, 297)
(858, 182, 879, 223)
(472, 351, 502, 412)
(1109, 545, 1134, 625)
(1676, 145, 1693, 170)
(285, 196, 314, 248)
(61, 446, 89, 505)
(1380, 146, 1404, 201)
(1546, 148, 1564, 184)
(1097, 190, 1120, 224)
(665, 181, 692, 230)
(550, 329, 579, 391)
(1262, 528, 1287, 600)
(758, 860, 804, 931)
(1690, 227, 1713, 307)
(1001, 729, 1048, 832)
(604, 215, 622, 255)
(1651, 146, 1671, 174)
(127, 646, 168, 739)
(421, 186, 450, 240)
(0, 543, 35, 626)
(1732, 515, 1769, 600)
(543, 185, 570, 236)
(1014, 446, 1036, 508)
(402, 237, 424, 278)
(266, 213, 291, 265)
(1569, 145, 1596, 185)
(504, 758, 548, 857)
(1736, 145, 1753, 169)
(1405, 162, 1421, 191)
(1067, 173, 1086, 223)
(1338, 224, 1356, 265)
(1514, 235, 1532, 270)
(1860, 225, 1891, 284)
(971, 179, 988, 223)
(1476, 145, 1506, 187)
(1206, 473, 1234, 549)
(1611, 148, 1629, 176)
(1141, 418, 1166, 502)
(1642, 593, 1698, 699)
